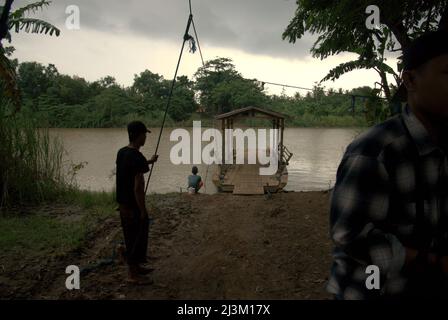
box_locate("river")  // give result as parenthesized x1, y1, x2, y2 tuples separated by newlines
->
(50, 127, 363, 194)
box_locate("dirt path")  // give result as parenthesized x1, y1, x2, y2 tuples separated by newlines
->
(35, 192, 333, 299)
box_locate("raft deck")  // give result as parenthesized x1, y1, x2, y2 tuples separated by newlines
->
(213, 164, 288, 195)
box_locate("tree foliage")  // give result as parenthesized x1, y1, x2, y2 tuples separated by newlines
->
(194, 57, 267, 114)
(13, 58, 385, 128)
(283, 0, 448, 101)
(0, 0, 60, 113)
(16, 61, 199, 127)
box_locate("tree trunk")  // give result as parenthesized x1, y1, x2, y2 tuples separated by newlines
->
(375, 67, 391, 102)
(0, 0, 14, 43)
(438, 5, 448, 31)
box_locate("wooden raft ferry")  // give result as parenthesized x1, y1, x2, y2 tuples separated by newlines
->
(212, 106, 293, 195)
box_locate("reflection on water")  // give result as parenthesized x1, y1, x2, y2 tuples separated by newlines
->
(50, 127, 362, 194)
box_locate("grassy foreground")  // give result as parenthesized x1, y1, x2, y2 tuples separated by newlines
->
(0, 190, 116, 258)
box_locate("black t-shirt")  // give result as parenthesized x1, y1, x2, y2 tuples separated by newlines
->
(116, 146, 150, 205)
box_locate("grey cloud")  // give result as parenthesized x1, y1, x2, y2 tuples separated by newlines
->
(13, 0, 315, 59)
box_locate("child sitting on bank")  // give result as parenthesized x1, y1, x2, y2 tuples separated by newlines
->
(187, 166, 203, 194)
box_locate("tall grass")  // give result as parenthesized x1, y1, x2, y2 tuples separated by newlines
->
(0, 103, 67, 207)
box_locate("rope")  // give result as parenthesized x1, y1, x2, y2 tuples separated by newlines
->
(192, 19, 205, 67)
(190, 12, 211, 193)
(144, 5, 194, 195)
(144, 0, 210, 194)
(259, 80, 389, 100)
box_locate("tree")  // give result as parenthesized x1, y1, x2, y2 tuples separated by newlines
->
(167, 75, 197, 122)
(51, 75, 91, 106)
(283, 0, 448, 103)
(169, 86, 196, 122)
(89, 76, 120, 97)
(209, 78, 267, 113)
(132, 70, 169, 112)
(132, 70, 169, 97)
(92, 76, 119, 90)
(194, 57, 240, 113)
(17, 62, 58, 103)
(0, 0, 60, 112)
(88, 86, 138, 127)
(194, 57, 267, 114)
(131, 70, 197, 121)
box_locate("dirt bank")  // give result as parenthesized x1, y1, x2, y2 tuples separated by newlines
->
(1, 191, 333, 300)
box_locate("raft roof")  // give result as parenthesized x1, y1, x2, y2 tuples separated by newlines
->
(214, 106, 286, 120)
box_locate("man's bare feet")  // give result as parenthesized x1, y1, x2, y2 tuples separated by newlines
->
(127, 265, 153, 285)
(137, 265, 155, 275)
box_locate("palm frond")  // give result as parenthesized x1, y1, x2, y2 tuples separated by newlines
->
(9, 0, 52, 19)
(321, 58, 397, 83)
(8, 18, 60, 36)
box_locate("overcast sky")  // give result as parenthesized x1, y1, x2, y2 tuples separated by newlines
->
(10, 0, 398, 96)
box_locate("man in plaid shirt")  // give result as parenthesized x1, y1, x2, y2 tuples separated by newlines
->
(327, 30, 448, 299)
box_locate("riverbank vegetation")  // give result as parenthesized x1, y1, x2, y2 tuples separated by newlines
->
(0, 99, 116, 206)
(15, 57, 388, 129)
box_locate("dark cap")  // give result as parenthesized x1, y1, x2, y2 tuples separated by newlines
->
(402, 30, 448, 71)
(394, 30, 448, 102)
(127, 121, 151, 137)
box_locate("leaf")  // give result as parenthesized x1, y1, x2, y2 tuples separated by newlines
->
(321, 57, 398, 83)
(9, 0, 51, 19)
(8, 18, 60, 36)
(283, 0, 448, 100)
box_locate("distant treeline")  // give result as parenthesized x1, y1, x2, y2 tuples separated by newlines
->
(15, 57, 390, 128)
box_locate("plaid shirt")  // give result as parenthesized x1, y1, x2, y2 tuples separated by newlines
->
(327, 105, 448, 299)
